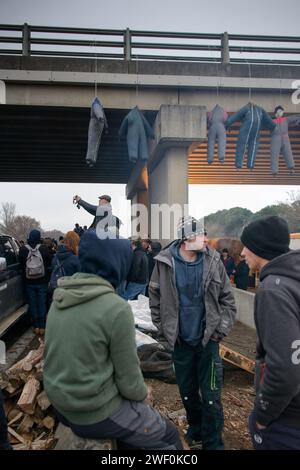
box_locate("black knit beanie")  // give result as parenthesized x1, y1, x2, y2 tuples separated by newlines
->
(241, 216, 290, 260)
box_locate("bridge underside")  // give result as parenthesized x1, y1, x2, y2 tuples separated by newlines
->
(189, 125, 300, 185)
(0, 105, 156, 184)
(0, 105, 300, 185)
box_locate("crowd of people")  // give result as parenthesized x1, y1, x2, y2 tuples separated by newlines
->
(1, 192, 300, 451)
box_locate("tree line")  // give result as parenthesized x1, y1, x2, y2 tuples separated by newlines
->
(0, 202, 64, 241)
(1, 192, 300, 241)
(205, 192, 300, 238)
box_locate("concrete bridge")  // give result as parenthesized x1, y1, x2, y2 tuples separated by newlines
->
(1, 25, 300, 239)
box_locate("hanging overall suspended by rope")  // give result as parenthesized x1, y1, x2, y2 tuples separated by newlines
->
(225, 103, 275, 169)
(85, 97, 108, 167)
(118, 106, 155, 163)
(270, 105, 300, 175)
(207, 104, 228, 164)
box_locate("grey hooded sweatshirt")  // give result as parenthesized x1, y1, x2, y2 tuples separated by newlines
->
(149, 243, 236, 351)
(254, 250, 300, 428)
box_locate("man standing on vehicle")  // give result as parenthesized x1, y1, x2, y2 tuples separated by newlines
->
(73, 194, 122, 235)
(149, 216, 236, 449)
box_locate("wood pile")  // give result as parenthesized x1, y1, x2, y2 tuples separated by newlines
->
(0, 340, 56, 450)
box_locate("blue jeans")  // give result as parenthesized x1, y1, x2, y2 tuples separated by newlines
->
(26, 283, 48, 328)
(120, 282, 147, 301)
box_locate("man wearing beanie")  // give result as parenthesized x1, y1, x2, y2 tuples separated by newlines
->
(44, 230, 183, 450)
(241, 216, 300, 450)
(149, 217, 236, 449)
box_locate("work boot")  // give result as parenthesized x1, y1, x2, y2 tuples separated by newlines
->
(184, 427, 202, 449)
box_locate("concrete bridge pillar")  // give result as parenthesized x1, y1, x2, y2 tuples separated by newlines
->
(126, 161, 149, 238)
(126, 105, 207, 245)
(148, 105, 206, 245)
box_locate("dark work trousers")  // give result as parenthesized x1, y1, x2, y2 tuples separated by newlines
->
(55, 399, 183, 450)
(0, 389, 11, 450)
(249, 411, 300, 450)
(173, 339, 224, 450)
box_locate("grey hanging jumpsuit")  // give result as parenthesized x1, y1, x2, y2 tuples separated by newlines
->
(207, 105, 228, 164)
(270, 115, 300, 175)
(86, 98, 108, 168)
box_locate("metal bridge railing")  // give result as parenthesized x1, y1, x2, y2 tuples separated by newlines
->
(0, 23, 299, 65)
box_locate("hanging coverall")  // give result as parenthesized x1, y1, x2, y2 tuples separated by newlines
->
(270, 115, 300, 175)
(207, 105, 228, 164)
(118, 106, 155, 163)
(225, 103, 275, 169)
(86, 98, 108, 168)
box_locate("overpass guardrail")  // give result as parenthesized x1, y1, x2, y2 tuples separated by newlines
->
(0, 24, 300, 65)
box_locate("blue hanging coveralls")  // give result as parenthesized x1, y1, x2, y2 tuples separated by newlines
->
(225, 103, 275, 169)
(118, 106, 155, 163)
(86, 98, 108, 167)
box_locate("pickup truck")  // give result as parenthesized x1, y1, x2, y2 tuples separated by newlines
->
(0, 234, 28, 337)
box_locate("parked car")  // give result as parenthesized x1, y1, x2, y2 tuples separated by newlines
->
(0, 234, 27, 337)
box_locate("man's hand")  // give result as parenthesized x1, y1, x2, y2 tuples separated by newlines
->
(256, 421, 267, 430)
(73, 195, 81, 204)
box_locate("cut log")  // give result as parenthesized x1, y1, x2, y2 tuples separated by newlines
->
(0, 373, 9, 389)
(17, 376, 40, 414)
(8, 426, 27, 444)
(22, 343, 44, 372)
(6, 351, 35, 379)
(4, 400, 15, 418)
(34, 361, 44, 382)
(5, 380, 22, 395)
(8, 411, 23, 427)
(7, 407, 22, 422)
(219, 344, 255, 374)
(6, 342, 44, 380)
(42, 416, 55, 430)
(12, 443, 30, 450)
(12, 438, 52, 451)
(37, 390, 51, 411)
(18, 415, 34, 434)
(33, 404, 45, 422)
(32, 438, 56, 450)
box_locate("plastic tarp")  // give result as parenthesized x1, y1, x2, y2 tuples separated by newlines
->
(128, 295, 157, 333)
(135, 329, 157, 348)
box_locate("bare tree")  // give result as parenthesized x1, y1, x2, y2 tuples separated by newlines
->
(0, 202, 16, 235)
(10, 215, 42, 242)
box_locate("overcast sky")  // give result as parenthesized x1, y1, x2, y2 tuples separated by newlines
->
(1, 0, 300, 235)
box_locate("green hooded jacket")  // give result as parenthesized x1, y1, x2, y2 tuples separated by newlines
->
(43, 273, 147, 425)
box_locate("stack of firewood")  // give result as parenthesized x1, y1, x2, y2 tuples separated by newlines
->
(0, 340, 57, 450)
